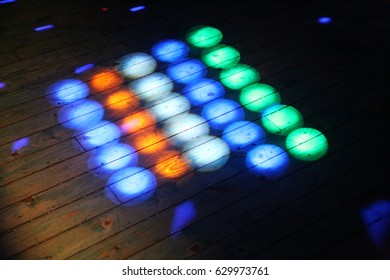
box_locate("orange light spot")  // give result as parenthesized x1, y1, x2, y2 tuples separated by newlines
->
(132, 129, 170, 155)
(106, 89, 140, 111)
(120, 110, 156, 134)
(153, 150, 191, 179)
(90, 69, 124, 92)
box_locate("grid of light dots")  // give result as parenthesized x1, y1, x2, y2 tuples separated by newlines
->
(46, 26, 328, 207)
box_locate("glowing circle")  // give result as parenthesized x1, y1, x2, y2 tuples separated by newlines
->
(239, 83, 281, 112)
(285, 128, 328, 161)
(106, 89, 140, 111)
(118, 52, 157, 79)
(246, 144, 289, 180)
(147, 92, 191, 122)
(183, 78, 225, 106)
(222, 121, 266, 152)
(58, 99, 104, 130)
(201, 99, 245, 130)
(89, 69, 124, 92)
(120, 110, 156, 134)
(77, 121, 121, 150)
(167, 58, 207, 84)
(89, 143, 138, 171)
(46, 79, 89, 105)
(261, 104, 304, 136)
(182, 135, 230, 172)
(153, 150, 191, 179)
(130, 73, 173, 101)
(201, 44, 240, 69)
(151, 39, 190, 63)
(132, 129, 170, 154)
(163, 113, 210, 147)
(318, 17, 332, 24)
(220, 64, 260, 90)
(186, 26, 223, 48)
(105, 167, 157, 206)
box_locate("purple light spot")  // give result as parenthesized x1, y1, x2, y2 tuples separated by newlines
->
(74, 64, 94, 74)
(0, 82, 5, 89)
(170, 201, 197, 233)
(130, 5, 145, 12)
(318, 17, 332, 24)
(0, 0, 16, 4)
(34, 24, 55, 32)
(11, 137, 30, 153)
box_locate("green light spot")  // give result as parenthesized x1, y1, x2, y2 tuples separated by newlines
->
(220, 64, 260, 90)
(285, 128, 328, 161)
(239, 83, 281, 112)
(201, 44, 240, 69)
(186, 26, 223, 48)
(261, 105, 303, 136)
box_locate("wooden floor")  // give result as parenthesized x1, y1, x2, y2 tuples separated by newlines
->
(0, 0, 389, 260)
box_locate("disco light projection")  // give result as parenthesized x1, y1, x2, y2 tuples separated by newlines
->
(167, 58, 207, 84)
(163, 113, 210, 147)
(220, 64, 260, 90)
(361, 200, 390, 249)
(11, 137, 30, 154)
(239, 83, 281, 112)
(74, 64, 94, 74)
(318, 17, 332, 24)
(46, 79, 89, 105)
(201, 99, 245, 130)
(105, 89, 140, 112)
(120, 110, 156, 134)
(171, 201, 197, 233)
(285, 128, 328, 161)
(118, 53, 157, 79)
(58, 99, 104, 130)
(246, 144, 289, 180)
(0, 82, 5, 89)
(153, 150, 191, 179)
(183, 78, 225, 106)
(34, 24, 55, 32)
(147, 92, 191, 122)
(261, 104, 304, 136)
(0, 0, 17, 4)
(201, 44, 240, 69)
(151, 39, 190, 63)
(186, 26, 223, 48)
(130, 72, 173, 101)
(131, 129, 170, 155)
(76, 121, 121, 150)
(130, 5, 146, 12)
(88, 143, 138, 174)
(105, 167, 157, 207)
(89, 69, 124, 92)
(182, 135, 230, 172)
(222, 121, 266, 152)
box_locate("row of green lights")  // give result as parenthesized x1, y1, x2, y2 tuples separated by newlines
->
(186, 26, 328, 161)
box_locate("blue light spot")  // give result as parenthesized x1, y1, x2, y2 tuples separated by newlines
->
(201, 99, 245, 130)
(11, 137, 30, 153)
(167, 58, 207, 84)
(105, 167, 157, 206)
(151, 39, 190, 63)
(171, 201, 197, 233)
(46, 79, 89, 105)
(76, 121, 121, 150)
(361, 200, 390, 248)
(318, 17, 332, 24)
(118, 53, 157, 79)
(34, 24, 55, 32)
(130, 5, 145, 12)
(0, 82, 5, 89)
(0, 0, 16, 4)
(246, 144, 289, 180)
(222, 121, 266, 152)
(58, 99, 104, 130)
(74, 64, 94, 74)
(183, 78, 225, 106)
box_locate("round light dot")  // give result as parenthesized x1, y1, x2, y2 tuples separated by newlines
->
(151, 39, 190, 63)
(183, 78, 225, 106)
(77, 121, 121, 150)
(88, 143, 138, 171)
(222, 121, 266, 152)
(285, 127, 328, 161)
(186, 26, 223, 48)
(201, 99, 245, 130)
(220, 64, 260, 90)
(261, 104, 304, 136)
(46, 79, 89, 105)
(246, 144, 289, 180)
(130, 73, 173, 101)
(147, 92, 191, 122)
(118, 52, 157, 79)
(201, 44, 240, 69)
(167, 58, 207, 84)
(183, 135, 230, 172)
(239, 83, 281, 112)
(318, 17, 332, 24)
(163, 113, 210, 147)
